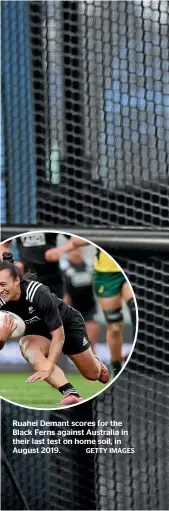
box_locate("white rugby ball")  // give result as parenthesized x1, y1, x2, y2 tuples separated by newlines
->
(0, 311, 25, 339)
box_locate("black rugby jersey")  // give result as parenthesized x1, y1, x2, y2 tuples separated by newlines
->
(0, 280, 72, 336)
(63, 260, 97, 316)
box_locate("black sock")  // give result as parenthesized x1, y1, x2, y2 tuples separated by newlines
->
(59, 383, 81, 398)
(111, 361, 121, 377)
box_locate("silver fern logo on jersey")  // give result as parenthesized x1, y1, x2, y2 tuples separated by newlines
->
(28, 306, 35, 314)
(25, 316, 41, 325)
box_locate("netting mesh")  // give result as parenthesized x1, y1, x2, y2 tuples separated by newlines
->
(1, 254, 169, 510)
(1, 1, 169, 509)
(1, 1, 169, 226)
(92, 252, 169, 510)
(1, 406, 50, 510)
(1, 402, 96, 511)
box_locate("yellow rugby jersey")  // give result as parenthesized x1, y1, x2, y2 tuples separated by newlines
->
(94, 249, 120, 272)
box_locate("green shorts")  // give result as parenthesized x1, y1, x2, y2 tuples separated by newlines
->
(94, 270, 126, 298)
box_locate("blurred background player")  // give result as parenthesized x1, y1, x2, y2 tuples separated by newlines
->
(62, 246, 100, 350)
(48, 236, 136, 379)
(0, 233, 74, 299)
(93, 248, 136, 378)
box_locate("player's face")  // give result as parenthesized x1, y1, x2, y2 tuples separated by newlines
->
(0, 269, 21, 302)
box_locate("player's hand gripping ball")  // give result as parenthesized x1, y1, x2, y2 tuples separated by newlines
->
(0, 311, 25, 340)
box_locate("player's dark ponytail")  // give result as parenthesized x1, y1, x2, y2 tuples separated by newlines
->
(2, 252, 15, 264)
(0, 251, 37, 281)
(23, 270, 37, 281)
(0, 252, 22, 280)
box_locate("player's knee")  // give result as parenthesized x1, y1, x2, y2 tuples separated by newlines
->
(91, 365, 100, 380)
(103, 308, 123, 325)
(19, 337, 30, 356)
(19, 337, 27, 356)
(107, 321, 123, 339)
(83, 364, 100, 381)
(103, 308, 123, 339)
(19, 338, 37, 366)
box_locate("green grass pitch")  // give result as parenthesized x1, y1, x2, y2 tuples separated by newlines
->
(0, 373, 111, 408)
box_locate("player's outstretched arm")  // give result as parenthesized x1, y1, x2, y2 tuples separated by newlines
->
(44, 236, 89, 262)
(26, 360, 55, 383)
(71, 237, 89, 248)
(44, 238, 75, 262)
(47, 325, 65, 364)
(25, 284, 66, 383)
